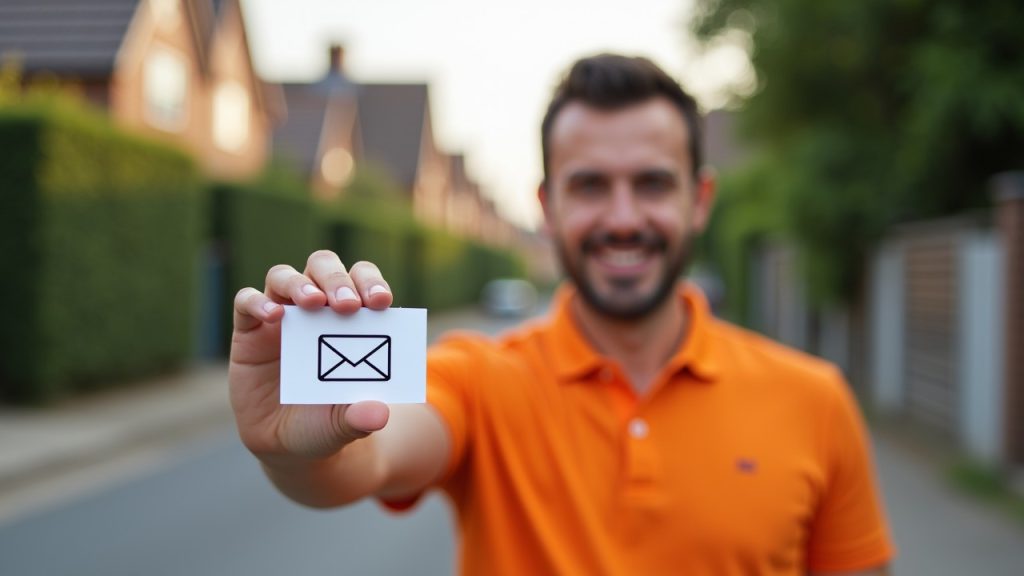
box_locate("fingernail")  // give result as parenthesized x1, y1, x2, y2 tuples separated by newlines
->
(263, 301, 280, 314)
(301, 284, 321, 296)
(336, 286, 358, 302)
(369, 285, 390, 296)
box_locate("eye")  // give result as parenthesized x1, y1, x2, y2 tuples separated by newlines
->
(567, 172, 609, 199)
(634, 171, 676, 197)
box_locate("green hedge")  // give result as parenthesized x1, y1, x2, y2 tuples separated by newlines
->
(323, 204, 526, 311)
(210, 181, 319, 346)
(0, 100, 527, 403)
(323, 213, 414, 305)
(0, 102, 202, 403)
(212, 186, 526, 350)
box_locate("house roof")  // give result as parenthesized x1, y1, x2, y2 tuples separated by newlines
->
(273, 84, 333, 177)
(355, 83, 428, 191)
(273, 75, 431, 193)
(0, 0, 139, 75)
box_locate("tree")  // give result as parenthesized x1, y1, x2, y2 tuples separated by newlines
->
(692, 0, 1024, 303)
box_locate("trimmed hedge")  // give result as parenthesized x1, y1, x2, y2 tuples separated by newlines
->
(323, 213, 414, 305)
(324, 210, 526, 311)
(209, 185, 527, 350)
(210, 181, 319, 346)
(0, 102, 203, 403)
(0, 101, 528, 404)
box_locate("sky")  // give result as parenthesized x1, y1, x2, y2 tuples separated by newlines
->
(240, 0, 752, 229)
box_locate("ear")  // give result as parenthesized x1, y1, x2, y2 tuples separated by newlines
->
(690, 166, 717, 233)
(537, 182, 554, 235)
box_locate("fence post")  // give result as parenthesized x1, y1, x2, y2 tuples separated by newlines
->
(993, 172, 1024, 469)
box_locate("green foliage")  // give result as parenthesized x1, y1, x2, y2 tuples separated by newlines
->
(322, 207, 524, 311)
(0, 102, 203, 403)
(323, 165, 525, 310)
(408, 226, 477, 309)
(948, 459, 1024, 526)
(702, 154, 786, 321)
(254, 159, 315, 199)
(342, 162, 408, 205)
(322, 211, 415, 305)
(692, 0, 1024, 303)
(210, 181, 320, 346)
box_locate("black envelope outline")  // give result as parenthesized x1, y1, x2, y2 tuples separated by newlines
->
(317, 335, 392, 382)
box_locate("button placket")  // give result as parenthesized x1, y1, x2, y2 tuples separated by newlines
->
(625, 414, 658, 486)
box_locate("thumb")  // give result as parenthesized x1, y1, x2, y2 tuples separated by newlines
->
(334, 401, 390, 441)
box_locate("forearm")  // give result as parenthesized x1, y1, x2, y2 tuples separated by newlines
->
(260, 437, 386, 508)
(258, 404, 449, 508)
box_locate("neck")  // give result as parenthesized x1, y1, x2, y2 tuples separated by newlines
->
(570, 285, 688, 395)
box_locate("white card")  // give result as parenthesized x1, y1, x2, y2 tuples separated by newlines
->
(280, 306, 427, 404)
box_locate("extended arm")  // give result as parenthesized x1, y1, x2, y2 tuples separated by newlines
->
(229, 250, 449, 508)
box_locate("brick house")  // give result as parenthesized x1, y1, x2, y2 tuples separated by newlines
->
(274, 45, 453, 228)
(0, 0, 276, 179)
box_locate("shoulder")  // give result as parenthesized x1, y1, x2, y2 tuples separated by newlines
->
(427, 319, 549, 374)
(707, 317, 847, 402)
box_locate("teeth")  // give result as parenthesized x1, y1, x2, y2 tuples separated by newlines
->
(601, 249, 645, 267)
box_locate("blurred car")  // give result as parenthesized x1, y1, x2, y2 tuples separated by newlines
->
(481, 278, 538, 317)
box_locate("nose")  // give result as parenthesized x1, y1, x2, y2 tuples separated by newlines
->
(602, 182, 644, 235)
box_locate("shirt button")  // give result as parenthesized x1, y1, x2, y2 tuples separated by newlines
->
(628, 417, 649, 439)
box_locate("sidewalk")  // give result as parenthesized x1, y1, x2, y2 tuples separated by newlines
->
(0, 363, 232, 493)
(874, 427, 1024, 574)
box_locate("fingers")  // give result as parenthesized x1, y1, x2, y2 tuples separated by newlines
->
(265, 263, 326, 310)
(233, 286, 283, 332)
(349, 261, 393, 310)
(254, 252, 392, 320)
(304, 250, 361, 314)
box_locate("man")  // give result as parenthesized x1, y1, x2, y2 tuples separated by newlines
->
(230, 54, 894, 575)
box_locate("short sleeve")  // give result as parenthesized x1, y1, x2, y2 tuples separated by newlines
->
(424, 337, 480, 484)
(806, 373, 896, 572)
(377, 334, 479, 512)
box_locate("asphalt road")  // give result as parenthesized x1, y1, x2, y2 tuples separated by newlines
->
(0, 428, 456, 576)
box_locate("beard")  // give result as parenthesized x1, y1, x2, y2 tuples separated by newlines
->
(554, 228, 694, 321)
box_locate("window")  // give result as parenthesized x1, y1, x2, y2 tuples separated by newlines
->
(143, 47, 188, 131)
(213, 81, 250, 152)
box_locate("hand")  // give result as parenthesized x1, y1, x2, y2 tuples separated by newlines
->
(229, 250, 394, 467)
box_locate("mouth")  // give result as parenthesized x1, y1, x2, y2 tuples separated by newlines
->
(595, 246, 650, 269)
(584, 233, 665, 276)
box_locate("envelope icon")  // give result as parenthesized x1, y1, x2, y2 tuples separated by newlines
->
(318, 335, 391, 382)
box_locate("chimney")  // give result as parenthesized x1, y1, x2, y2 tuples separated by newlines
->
(329, 44, 345, 75)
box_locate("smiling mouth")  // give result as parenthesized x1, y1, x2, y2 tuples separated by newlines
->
(596, 247, 649, 268)
(584, 231, 665, 273)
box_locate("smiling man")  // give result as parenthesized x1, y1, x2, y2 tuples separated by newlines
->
(229, 54, 895, 575)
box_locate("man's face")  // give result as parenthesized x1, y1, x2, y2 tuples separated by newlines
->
(541, 97, 714, 320)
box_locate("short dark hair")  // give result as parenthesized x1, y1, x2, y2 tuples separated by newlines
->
(540, 54, 702, 184)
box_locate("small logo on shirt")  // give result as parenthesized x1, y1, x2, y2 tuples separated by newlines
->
(736, 458, 758, 474)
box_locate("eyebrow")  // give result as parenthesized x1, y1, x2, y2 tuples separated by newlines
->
(565, 170, 608, 187)
(564, 167, 680, 189)
(633, 168, 678, 182)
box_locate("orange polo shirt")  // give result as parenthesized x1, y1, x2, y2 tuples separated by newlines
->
(394, 284, 894, 575)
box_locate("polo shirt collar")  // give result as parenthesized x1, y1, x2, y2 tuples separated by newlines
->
(546, 282, 722, 383)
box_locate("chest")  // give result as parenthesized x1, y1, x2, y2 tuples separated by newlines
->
(471, 370, 826, 570)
